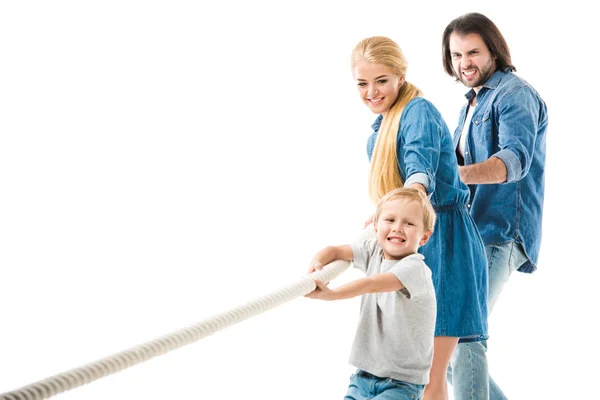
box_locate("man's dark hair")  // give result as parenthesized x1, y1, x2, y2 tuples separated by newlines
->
(442, 12, 516, 79)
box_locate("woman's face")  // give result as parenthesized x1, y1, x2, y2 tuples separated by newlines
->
(353, 60, 403, 115)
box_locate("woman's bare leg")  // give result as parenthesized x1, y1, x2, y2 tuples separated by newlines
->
(423, 336, 459, 400)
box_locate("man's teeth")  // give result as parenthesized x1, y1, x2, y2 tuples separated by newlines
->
(463, 70, 476, 76)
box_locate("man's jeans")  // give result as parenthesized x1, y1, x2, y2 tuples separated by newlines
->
(447, 242, 528, 400)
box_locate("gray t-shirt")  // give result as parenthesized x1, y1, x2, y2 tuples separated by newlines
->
(349, 239, 436, 384)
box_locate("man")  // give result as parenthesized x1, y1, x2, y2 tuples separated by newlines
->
(442, 12, 548, 400)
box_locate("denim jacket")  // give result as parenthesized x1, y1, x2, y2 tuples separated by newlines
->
(453, 69, 548, 272)
(368, 97, 471, 210)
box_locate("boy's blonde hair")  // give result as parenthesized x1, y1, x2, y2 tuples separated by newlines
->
(373, 188, 436, 232)
(351, 36, 423, 203)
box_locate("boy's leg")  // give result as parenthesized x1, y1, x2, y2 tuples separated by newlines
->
(375, 378, 425, 400)
(344, 372, 367, 400)
(345, 371, 425, 400)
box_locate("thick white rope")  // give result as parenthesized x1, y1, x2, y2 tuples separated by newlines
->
(0, 260, 350, 400)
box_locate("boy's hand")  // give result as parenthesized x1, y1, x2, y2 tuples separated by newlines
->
(305, 280, 335, 300)
(308, 260, 324, 274)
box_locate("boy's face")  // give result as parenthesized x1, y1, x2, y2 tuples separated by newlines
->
(375, 199, 432, 261)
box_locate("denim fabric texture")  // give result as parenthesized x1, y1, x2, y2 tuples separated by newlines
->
(448, 241, 528, 400)
(344, 370, 424, 400)
(452, 69, 548, 273)
(368, 97, 488, 340)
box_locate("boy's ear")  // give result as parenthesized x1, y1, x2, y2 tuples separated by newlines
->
(419, 230, 433, 246)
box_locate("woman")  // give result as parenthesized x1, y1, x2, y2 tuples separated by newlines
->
(351, 36, 488, 400)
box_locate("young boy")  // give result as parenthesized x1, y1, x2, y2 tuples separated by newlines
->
(306, 188, 437, 400)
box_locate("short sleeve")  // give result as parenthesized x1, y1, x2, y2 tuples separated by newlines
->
(350, 238, 379, 274)
(389, 254, 432, 300)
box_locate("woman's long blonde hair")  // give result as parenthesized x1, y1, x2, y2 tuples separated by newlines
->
(351, 36, 422, 203)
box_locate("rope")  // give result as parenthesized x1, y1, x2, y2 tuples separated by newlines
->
(0, 260, 350, 400)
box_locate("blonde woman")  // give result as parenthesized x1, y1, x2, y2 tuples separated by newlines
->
(351, 36, 488, 400)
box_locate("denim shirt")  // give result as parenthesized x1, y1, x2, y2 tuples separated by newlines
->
(368, 97, 471, 210)
(452, 69, 548, 272)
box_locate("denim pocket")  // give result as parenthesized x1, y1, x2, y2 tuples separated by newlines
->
(472, 110, 492, 143)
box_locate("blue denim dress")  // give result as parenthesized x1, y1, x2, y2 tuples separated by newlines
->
(368, 97, 488, 341)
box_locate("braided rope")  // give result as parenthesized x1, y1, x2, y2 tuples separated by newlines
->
(0, 260, 350, 400)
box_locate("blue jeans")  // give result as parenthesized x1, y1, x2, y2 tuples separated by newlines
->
(447, 242, 527, 400)
(345, 370, 424, 400)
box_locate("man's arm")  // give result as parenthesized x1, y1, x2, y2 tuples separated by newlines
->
(462, 86, 544, 185)
(306, 272, 404, 301)
(458, 156, 507, 184)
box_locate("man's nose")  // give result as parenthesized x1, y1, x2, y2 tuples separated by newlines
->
(462, 55, 473, 69)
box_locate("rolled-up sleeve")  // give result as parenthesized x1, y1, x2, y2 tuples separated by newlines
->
(398, 100, 441, 195)
(404, 172, 430, 191)
(494, 86, 543, 183)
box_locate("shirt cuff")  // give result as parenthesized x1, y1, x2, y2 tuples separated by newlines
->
(492, 149, 521, 183)
(405, 172, 431, 193)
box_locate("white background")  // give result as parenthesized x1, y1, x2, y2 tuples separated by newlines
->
(1, 1, 597, 399)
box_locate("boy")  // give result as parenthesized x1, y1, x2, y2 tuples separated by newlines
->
(307, 188, 436, 400)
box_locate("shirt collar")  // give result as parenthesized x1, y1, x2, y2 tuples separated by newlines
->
(371, 114, 383, 131)
(464, 68, 511, 101)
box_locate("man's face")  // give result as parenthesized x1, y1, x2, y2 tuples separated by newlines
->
(449, 32, 497, 92)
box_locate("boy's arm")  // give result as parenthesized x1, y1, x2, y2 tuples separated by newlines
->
(307, 272, 405, 301)
(308, 245, 354, 273)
